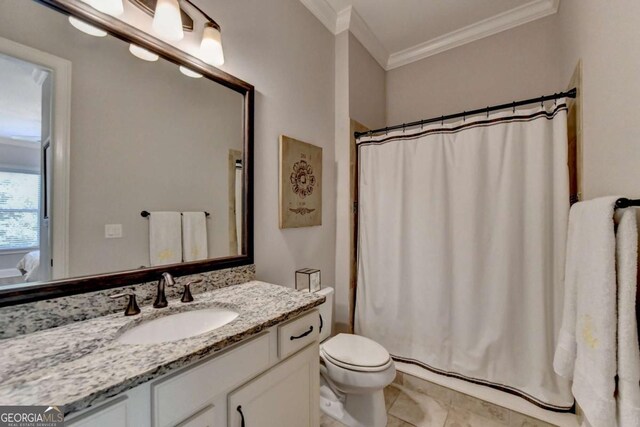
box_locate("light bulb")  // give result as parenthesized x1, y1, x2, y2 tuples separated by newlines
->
(153, 0, 184, 42)
(179, 66, 203, 79)
(68, 16, 108, 37)
(199, 22, 224, 66)
(89, 0, 124, 17)
(129, 44, 159, 62)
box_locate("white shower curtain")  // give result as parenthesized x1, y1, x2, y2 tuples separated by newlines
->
(355, 103, 574, 410)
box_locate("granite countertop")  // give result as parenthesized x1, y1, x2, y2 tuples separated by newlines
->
(0, 281, 324, 414)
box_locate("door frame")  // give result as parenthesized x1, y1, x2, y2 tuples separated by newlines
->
(0, 36, 71, 279)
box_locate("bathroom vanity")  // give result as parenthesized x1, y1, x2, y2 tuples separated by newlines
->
(0, 282, 324, 427)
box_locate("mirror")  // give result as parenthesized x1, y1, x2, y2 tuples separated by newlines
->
(0, 0, 253, 304)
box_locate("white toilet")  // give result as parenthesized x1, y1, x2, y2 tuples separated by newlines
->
(316, 287, 396, 427)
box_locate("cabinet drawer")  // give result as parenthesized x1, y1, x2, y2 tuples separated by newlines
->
(152, 333, 270, 427)
(278, 309, 319, 359)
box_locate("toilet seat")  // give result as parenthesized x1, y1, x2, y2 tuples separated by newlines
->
(321, 334, 392, 372)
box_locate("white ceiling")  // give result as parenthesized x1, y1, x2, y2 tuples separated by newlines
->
(0, 54, 45, 142)
(301, 0, 560, 70)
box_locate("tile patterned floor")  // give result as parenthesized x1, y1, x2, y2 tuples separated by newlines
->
(320, 373, 558, 427)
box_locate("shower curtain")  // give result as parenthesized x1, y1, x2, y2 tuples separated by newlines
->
(355, 103, 574, 410)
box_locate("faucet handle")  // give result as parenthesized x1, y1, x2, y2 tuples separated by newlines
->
(181, 279, 201, 303)
(110, 292, 141, 316)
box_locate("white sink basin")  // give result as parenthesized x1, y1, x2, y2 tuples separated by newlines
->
(117, 308, 239, 345)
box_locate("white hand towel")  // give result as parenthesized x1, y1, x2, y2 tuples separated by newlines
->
(615, 208, 640, 427)
(149, 212, 182, 266)
(554, 196, 619, 427)
(182, 212, 208, 262)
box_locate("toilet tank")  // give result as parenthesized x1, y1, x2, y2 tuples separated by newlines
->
(316, 287, 334, 342)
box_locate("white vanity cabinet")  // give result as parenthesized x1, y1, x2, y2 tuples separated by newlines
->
(65, 309, 320, 427)
(227, 343, 319, 427)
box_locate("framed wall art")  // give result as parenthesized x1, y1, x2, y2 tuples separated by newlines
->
(279, 135, 322, 228)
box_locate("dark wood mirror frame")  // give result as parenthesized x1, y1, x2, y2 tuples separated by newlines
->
(0, 0, 254, 307)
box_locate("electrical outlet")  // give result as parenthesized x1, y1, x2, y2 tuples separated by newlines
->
(105, 224, 123, 239)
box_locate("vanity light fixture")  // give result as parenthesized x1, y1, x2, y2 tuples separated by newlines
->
(68, 16, 108, 37)
(70, 0, 226, 71)
(179, 65, 203, 78)
(129, 44, 160, 61)
(152, 0, 184, 41)
(199, 22, 224, 66)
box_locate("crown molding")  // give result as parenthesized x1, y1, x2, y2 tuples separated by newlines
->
(300, 0, 339, 33)
(344, 7, 389, 68)
(335, 6, 351, 33)
(386, 0, 560, 70)
(300, 0, 559, 70)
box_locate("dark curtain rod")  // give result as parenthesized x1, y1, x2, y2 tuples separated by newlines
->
(354, 88, 577, 139)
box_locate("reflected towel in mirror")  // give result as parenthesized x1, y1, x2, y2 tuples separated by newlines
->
(149, 212, 182, 266)
(182, 212, 208, 262)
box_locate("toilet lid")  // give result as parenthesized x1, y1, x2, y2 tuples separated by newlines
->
(321, 334, 391, 370)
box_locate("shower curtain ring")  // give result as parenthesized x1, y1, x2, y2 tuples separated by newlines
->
(421, 121, 424, 130)
(402, 123, 406, 133)
(463, 112, 466, 122)
(486, 106, 489, 118)
(512, 102, 516, 113)
(385, 127, 388, 135)
(441, 116, 444, 126)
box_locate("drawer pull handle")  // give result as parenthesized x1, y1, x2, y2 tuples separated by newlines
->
(319, 313, 324, 333)
(290, 326, 313, 340)
(237, 405, 246, 427)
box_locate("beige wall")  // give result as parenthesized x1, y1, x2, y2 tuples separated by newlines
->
(348, 33, 386, 129)
(556, 0, 640, 199)
(201, 0, 337, 288)
(386, 15, 563, 125)
(0, 1, 243, 277)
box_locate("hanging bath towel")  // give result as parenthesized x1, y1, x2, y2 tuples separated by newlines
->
(553, 197, 618, 426)
(182, 212, 208, 262)
(615, 208, 640, 427)
(149, 211, 182, 266)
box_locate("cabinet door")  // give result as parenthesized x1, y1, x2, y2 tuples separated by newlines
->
(66, 397, 127, 427)
(228, 343, 319, 427)
(176, 405, 217, 427)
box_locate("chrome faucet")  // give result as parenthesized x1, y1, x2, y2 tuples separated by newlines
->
(153, 272, 175, 308)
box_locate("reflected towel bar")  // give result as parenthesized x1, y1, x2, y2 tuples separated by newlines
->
(615, 198, 640, 209)
(141, 211, 210, 218)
